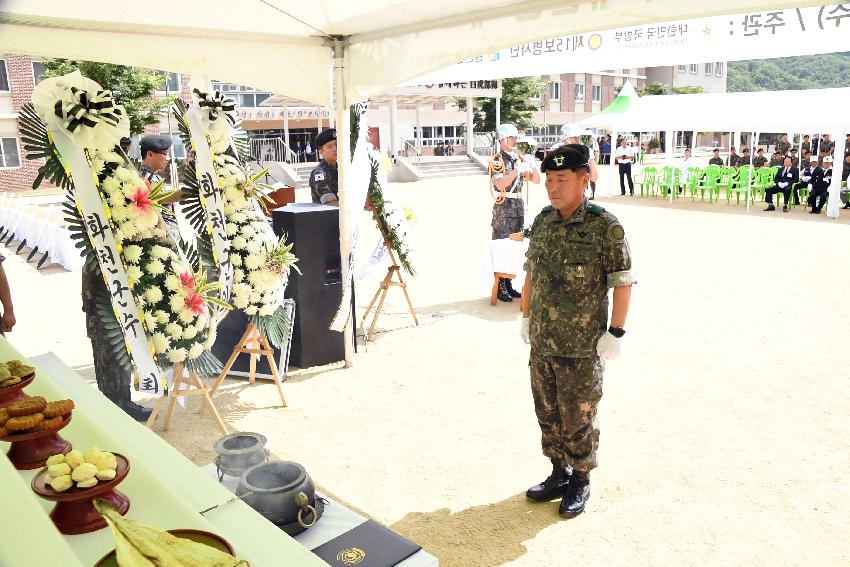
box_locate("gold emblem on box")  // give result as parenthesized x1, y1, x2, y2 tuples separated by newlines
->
(337, 547, 366, 565)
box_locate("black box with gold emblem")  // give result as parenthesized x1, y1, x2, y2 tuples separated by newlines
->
(311, 520, 421, 566)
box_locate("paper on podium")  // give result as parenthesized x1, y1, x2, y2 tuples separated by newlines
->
(481, 238, 529, 286)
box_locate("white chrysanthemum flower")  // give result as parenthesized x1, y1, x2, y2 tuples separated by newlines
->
(126, 266, 143, 284)
(115, 166, 133, 182)
(152, 332, 170, 353)
(169, 294, 184, 312)
(151, 245, 170, 260)
(146, 259, 165, 276)
(101, 176, 120, 193)
(178, 309, 195, 324)
(231, 212, 247, 224)
(205, 330, 218, 349)
(244, 306, 258, 316)
(240, 225, 256, 238)
(233, 283, 250, 297)
(143, 310, 157, 328)
(233, 295, 249, 309)
(156, 310, 170, 324)
(167, 348, 187, 363)
(225, 223, 239, 237)
(183, 325, 198, 340)
(258, 304, 275, 317)
(188, 343, 205, 359)
(145, 287, 164, 304)
(231, 236, 248, 250)
(249, 291, 262, 304)
(166, 322, 182, 339)
(244, 255, 262, 270)
(230, 253, 242, 266)
(246, 240, 262, 255)
(165, 275, 180, 291)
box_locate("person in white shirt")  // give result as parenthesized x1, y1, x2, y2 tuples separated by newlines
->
(614, 138, 635, 195)
(677, 148, 699, 194)
(556, 124, 599, 199)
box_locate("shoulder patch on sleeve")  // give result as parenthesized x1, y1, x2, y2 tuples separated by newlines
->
(588, 203, 606, 215)
(313, 171, 325, 181)
(606, 222, 626, 244)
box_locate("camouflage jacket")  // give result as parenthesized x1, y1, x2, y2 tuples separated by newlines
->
(524, 200, 636, 357)
(309, 160, 339, 204)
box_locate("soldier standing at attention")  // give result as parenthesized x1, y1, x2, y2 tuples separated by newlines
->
(490, 123, 540, 302)
(309, 128, 339, 205)
(519, 144, 636, 517)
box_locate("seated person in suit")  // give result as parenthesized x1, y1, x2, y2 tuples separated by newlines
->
(809, 155, 832, 214)
(764, 156, 799, 212)
(793, 155, 820, 208)
(708, 148, 724, 166)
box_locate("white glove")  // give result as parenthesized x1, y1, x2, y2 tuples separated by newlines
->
(515, 161, 531, 174)
(522, 154, 536, 165)
(520, 318, 530, 344)
(596, 332, 623, 360)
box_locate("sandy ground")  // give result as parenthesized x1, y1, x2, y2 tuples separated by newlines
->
(4, 165, 850, 566)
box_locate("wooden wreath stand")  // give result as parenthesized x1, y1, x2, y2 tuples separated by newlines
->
(146, 363, 229, 435)
(361, 222, 419, 338)
(208, 324, 287, 407)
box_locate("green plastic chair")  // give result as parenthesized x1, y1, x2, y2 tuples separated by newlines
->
(657, 166, 680, 199)
(698, 165, 722, 203)
(729, 165, 753, 205)
(685, 167, 703, 201)
(752, 167, 775, 203)
(634, 166, 658, 197)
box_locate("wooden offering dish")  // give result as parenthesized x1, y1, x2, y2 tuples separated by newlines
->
(31, 453, 130, 535)
(0, 372, 35, 408)
(1, 412, 72, 470)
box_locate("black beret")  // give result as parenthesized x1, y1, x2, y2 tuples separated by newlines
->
(139, 134, 172, 154)
(712, 148, 720, 152)
(315, 128, 337, 149)
(541, 144, 590, 173)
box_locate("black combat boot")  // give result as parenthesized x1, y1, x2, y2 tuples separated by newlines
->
(763, 204, 776, 211)
(505, 278, 522, 299)
(526, 459, 571, 502)
(110, 387, 153, 422)
(497, 278, 513, 302)
(559, 470, 590, 517)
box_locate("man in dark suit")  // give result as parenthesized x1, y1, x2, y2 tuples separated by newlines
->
(809, 155, 833, 214)
(793, 155, 821, 209)
(764, 156, 799, 212)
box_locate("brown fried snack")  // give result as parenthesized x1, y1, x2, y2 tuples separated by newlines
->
(43, 400, 74, 419)
(0, 408, 8, 426)
(36, 415, 63, 431)
(6, 412, 44, 431)
(0, 426, 6, 437)
(7, 396, 47, 417)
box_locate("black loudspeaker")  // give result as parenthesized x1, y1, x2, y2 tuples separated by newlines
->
(272, 204, 345, 368)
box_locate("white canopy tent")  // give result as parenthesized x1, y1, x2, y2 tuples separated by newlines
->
(581, 87, 850, 215)
(0, 0, 831, 365)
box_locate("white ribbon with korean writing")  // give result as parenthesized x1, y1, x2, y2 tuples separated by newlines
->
(49, 128, 166, 395)
(186, 105, 234, 302)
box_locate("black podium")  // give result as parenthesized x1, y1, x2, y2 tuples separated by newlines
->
(272, 204, 345, 368)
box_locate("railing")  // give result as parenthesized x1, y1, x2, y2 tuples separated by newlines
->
(472, 144, 496, 156)
(248, 137, 301, 164)
(399, 140, 422, 171)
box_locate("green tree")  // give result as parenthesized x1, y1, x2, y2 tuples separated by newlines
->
(671, 86, 705, 95)
(728, 52, 850, 92)
(456, 77, 545, 135)
(41, 60, 175, 135)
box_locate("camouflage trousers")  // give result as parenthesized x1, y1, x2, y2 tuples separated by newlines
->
(491, 198, 524, 240)
(529, 351, 604, 472)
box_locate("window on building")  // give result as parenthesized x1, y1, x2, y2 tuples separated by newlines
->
(31, 61, 46, 84)
(592, 85, 602, 103)
(170, 135, 186, 160)
(0, 60, 9, 91)
(689, 64, 698, 74)
(677, 64, 687, 73)
(715, 62, 724, 76)
(704, 63, 713, 76)
(158, 72, 180, 92)
(550, 82, 560, 101)
(575, 83, 585, 101)
(0, 138, 21, 168)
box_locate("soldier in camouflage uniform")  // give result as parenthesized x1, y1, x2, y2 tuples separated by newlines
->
(520, 144, 636, 518)
(776, 134, 792, 158)
(309, 128, 339, 205)
(490, 123, 539, 302)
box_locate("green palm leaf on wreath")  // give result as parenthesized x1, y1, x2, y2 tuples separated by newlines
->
(256, 300, 294, 350)
(19, 103, 73, 191)
(94, 291, 133, 373)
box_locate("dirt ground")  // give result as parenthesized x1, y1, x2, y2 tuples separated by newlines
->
(5, 166, 850, 566)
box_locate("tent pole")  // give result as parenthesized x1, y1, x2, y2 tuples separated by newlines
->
(826, 129, 845, 219)
(747, 131, 757, 212)
(333, 38, 354, 368)
(609, 127, 618, 198)
(495, 95, 501, 129)
(283, 106, 290, 161)
(666, 129, 674, 204)
(466, 97, 474, 155)
(390, 95, 399, 159)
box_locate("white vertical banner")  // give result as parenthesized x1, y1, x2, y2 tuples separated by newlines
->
(330, 104, 372, 332)
(186, 103, 234, 301)
(50, 131, 166, 395)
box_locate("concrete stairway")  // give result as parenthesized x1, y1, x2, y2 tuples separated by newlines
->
(416, 156, 486, 178)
